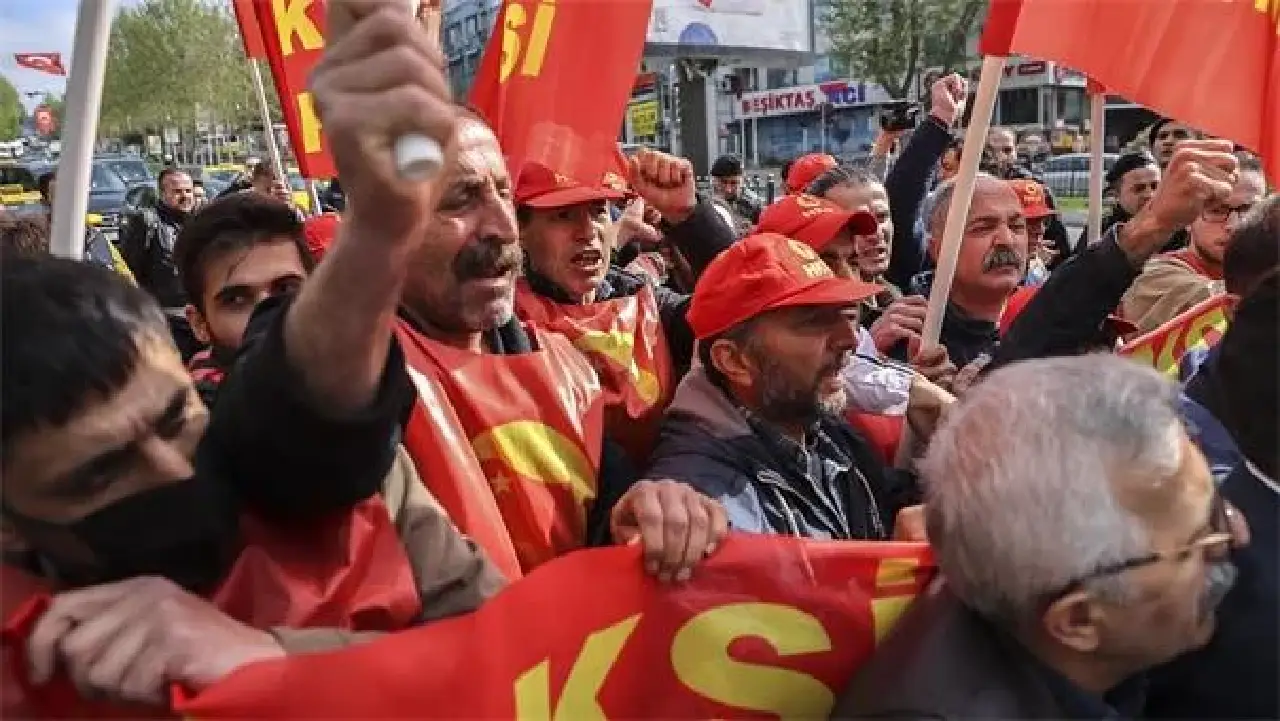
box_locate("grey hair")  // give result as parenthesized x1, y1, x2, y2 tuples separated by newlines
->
(923, 172, 1001, 238)
(920, 354, 1186, 623)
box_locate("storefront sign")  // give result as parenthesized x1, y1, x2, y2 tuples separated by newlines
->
(736, 80, 893, 119)
(628, 100, 659, 137)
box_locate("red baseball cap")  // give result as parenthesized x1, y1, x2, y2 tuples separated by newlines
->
(515, 162, 626, 209)
(786, 153, 838, 194)
(1007, 179, 1056, 219)
(687, 233, 884, 339)
(756, 194, 878, 251)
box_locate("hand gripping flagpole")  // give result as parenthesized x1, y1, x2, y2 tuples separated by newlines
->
(49, 0, 118, 260)
(1086, 88, 1106, 244)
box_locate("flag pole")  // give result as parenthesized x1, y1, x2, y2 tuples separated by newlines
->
(248, 58, 289, 197)
(1086, 89, 1106, 244)
(893, 55, 1006, 467)
(49, 0, 117, 260)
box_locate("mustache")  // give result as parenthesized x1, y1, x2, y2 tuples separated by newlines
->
(982, 245, 1025, 272)
(453, 236, 523, 280)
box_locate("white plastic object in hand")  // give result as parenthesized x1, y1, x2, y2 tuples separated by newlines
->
(394, 134, 444, 181)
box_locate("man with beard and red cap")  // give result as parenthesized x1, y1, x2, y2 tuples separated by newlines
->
(512, 151, 735, 462)
(642, 233, 926, 540)
(304, 29, 725, 584)
(754, 193, 956, 463)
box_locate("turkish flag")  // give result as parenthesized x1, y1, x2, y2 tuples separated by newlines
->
(231, 0, 267, 60)
(469, 0, 652, 186)
(979, 0, 1279, 182)
(13, 53, 65, 76)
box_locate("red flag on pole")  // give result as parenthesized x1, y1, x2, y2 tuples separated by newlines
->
(232, 0, 268, 60)
(469, 0, 653, 186)
(978, 0, 1279, 182)
(13, 53, 66, 76)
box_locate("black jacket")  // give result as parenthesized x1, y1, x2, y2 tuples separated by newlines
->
(990, 227, 1139, 372)
(1144, 462, 1278, 720)
(895, 270, 1000, 368)
(833, 583, 1148, 720)
(884, 116, 952, 292)
(120, 202, 188, 309)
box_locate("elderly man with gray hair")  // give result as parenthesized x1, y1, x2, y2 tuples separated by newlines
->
(832, 354, 1241, 720)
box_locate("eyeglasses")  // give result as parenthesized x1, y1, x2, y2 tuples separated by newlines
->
(1044, 487, 1232, 602)
(1202, 203, 1253, 223)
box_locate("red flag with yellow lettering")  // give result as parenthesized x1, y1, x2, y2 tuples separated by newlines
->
(469, 0, 653, 186)
(980, 0, 1279, 182)
(232, 0, 267, 59)
(178, 536, 934, 719)
(253, 0, 335, 178)
(1118, 293, 1233, 377)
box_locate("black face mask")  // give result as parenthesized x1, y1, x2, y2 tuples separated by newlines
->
(4, 473, 241, 594)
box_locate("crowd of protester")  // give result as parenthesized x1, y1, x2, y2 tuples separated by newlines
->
(0, 5, 1276, 717)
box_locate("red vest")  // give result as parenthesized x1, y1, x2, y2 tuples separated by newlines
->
(513, 280, 674, 462)
(396, 320, 606, 579)
(1, 499, 420, 718)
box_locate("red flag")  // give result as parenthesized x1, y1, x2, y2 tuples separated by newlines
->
(470, 0, 652, 186)
(1119, 293, 1233, 377)
(978, 0, 1279, 182)
(253, 0, 335, 178)
(177, 536, 935, 719)
(13, 53, 65, 76)
(232, 0, 268, 60)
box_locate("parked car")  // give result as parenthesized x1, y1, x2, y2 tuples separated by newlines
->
(98, 155, 155, 190)
(1041, 152, 1118, 197)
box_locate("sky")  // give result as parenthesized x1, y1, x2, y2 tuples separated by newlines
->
(0, 0, 142, 111)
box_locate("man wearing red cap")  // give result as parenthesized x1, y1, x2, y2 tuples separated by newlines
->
(785, 153, 838, 195)
(642, 233, 924, 540)
(513, 150, 737, 461)
(1007, 178, 1058, 286)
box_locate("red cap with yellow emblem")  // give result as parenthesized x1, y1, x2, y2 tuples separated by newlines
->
(515, 162, 627, 209)
(1007, 178, 1056, 219)
(687, 233, 884, 339)
(756, 194, 878, 251)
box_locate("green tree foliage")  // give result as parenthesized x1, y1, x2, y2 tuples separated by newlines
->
(101, 0, 264, 135)
(0, 76, 22, 140)
(823, 0, 988, 100)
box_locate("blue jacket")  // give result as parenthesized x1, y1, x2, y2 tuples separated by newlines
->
(644, 366, 917, 540)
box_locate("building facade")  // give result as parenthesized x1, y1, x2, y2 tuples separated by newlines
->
(441, 0, 502, 100)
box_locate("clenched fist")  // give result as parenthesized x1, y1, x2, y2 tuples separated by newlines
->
(628, 149, 697, 225)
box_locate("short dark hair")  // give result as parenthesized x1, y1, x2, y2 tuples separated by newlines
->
(251, 162, 277, 182)
(1, 256, 169, 457)
(1223, 194, 1280, 297)
(1215, 271, 1278, 477)
(37, 171, 54, 201)
(175, 193, 313, 311)
(710, 155, 744, 178)
(806, 165, 880, 198)
(0, 215, 51, 257)
(157, 167, 187, 191)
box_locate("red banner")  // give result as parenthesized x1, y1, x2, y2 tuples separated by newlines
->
(979, 0, 1279, 182)
(232, 0, 268, 60)
(1119, 293, 1233, 377)
(13, 53, 65, 76)
(397, 321, 606, 577)
(179, 536, 935, 718)
(253, 0, 335, 178)
(470, 0, 652, 186)
(514, 280, 674, 462)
